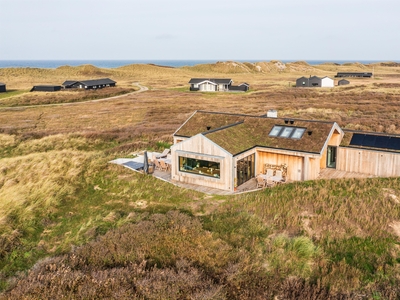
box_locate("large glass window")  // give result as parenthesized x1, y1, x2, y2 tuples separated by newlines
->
(179, 156, 220, 178)
(236, 153, 255, 186)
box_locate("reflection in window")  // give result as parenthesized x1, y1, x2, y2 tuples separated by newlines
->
(269, 126, 282, 137)
(280, 127, 294, 138)
(269, 125, 306, 139)
(291, 128, 306, 139)
(179, 156, 220, 178)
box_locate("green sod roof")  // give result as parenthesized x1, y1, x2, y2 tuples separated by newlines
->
(175, 111, 337, 155)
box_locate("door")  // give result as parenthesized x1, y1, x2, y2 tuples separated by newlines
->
(327, 146, 337, 168)
(236, 154, 255, 186)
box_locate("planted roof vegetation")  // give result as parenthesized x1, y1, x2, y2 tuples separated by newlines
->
(175, 111, 337, 155)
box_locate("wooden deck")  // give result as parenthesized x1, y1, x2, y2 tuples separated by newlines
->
(317, 168, 376, 180)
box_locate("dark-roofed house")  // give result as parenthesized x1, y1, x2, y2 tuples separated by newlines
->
(30, 85, 62, 92)
(170, 111, 400, 192)
(335, 72, 372, 78)
(62, 78, 116, 89)
(296, 76, 334, 87)
(296, 76, 309, 87)
(0, 82, 6, 93)
(188, 78, 249, 92)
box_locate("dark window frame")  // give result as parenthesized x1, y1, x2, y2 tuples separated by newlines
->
(178, 156, 221, 179)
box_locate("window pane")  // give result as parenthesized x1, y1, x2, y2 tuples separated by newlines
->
(179, 156, 220, 178)
(291, 128, 306, 139)
(269, 126, 282, 137)
(280, 127, 293, 138)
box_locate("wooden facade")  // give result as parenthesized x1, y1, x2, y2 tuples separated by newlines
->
(337, 147, 400, 177)
(171, 134, 234, 191)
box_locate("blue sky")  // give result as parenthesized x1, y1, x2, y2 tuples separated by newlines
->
(0, 0, 399, 60)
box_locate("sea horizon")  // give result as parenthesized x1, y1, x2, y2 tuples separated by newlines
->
(0, 59, 399, 69)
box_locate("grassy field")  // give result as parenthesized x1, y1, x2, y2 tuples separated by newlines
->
(0, 61, 400, 299)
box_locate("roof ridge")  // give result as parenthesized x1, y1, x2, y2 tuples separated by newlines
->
(202, 121, 244, 135)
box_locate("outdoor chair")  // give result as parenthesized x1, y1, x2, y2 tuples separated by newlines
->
(156, 149, 170, 159)
(274, 170, 284, 184)
(265, 177, 276, 188)
(153, 159, 161, 170)
(256, 175, 266, 188)
(265, 168, 274, 178)
(159, 159, 169, 172)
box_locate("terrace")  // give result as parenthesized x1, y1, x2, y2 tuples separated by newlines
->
(111, 151, 376, 196)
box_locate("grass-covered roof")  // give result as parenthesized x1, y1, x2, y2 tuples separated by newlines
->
(175, 111, 337, 155)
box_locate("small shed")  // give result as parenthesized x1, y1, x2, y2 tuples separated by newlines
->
(0, 82, 6, 93)
(338, 79, 350, 86)
(30, 85, 62, 92)
(238, 83, 250, 91)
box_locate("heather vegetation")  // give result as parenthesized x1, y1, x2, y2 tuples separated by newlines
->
(1, 61, 400, 299)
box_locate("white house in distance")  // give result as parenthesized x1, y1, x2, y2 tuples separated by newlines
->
(189, 78, 249, 92)
(296, 76, 334, 88)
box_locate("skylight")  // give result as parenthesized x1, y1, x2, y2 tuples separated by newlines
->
(268, 126, 306, 139)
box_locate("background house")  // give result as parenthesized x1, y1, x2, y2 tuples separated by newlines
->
(189, 78, 249, 92)
(335, 72, 372, 78)
(296, 76, 334, 87)
(62, 78, 116, 89)
(0, 82, 6, 92)
(296, 76, 309, 87)
(30, 85, 62, 92)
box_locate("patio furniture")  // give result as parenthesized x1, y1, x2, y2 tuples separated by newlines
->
(153, 159, 161, 170)
(265, 168, 274, 178)
(272, 170, 285, 184)
(265, 176, 276, 187)
(256, 175, 266, 188)
(159, 159, 169, 172)
(156, 149, 170, 159)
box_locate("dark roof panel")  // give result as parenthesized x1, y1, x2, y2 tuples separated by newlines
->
(189, 78, 232, 84)
(62, 78, 116, 87)
(348, 132, 400, 152)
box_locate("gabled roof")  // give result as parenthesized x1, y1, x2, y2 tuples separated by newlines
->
(62, 80, 77, 86)
(188, 78, 232, 85)
(174, 111, 340, 155)
(238, 82, 250, 86)
(0, 82, 5, 85)
(62, 78, 116, 87)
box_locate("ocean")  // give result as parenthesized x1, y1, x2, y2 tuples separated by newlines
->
(0, 60, 396, 69)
